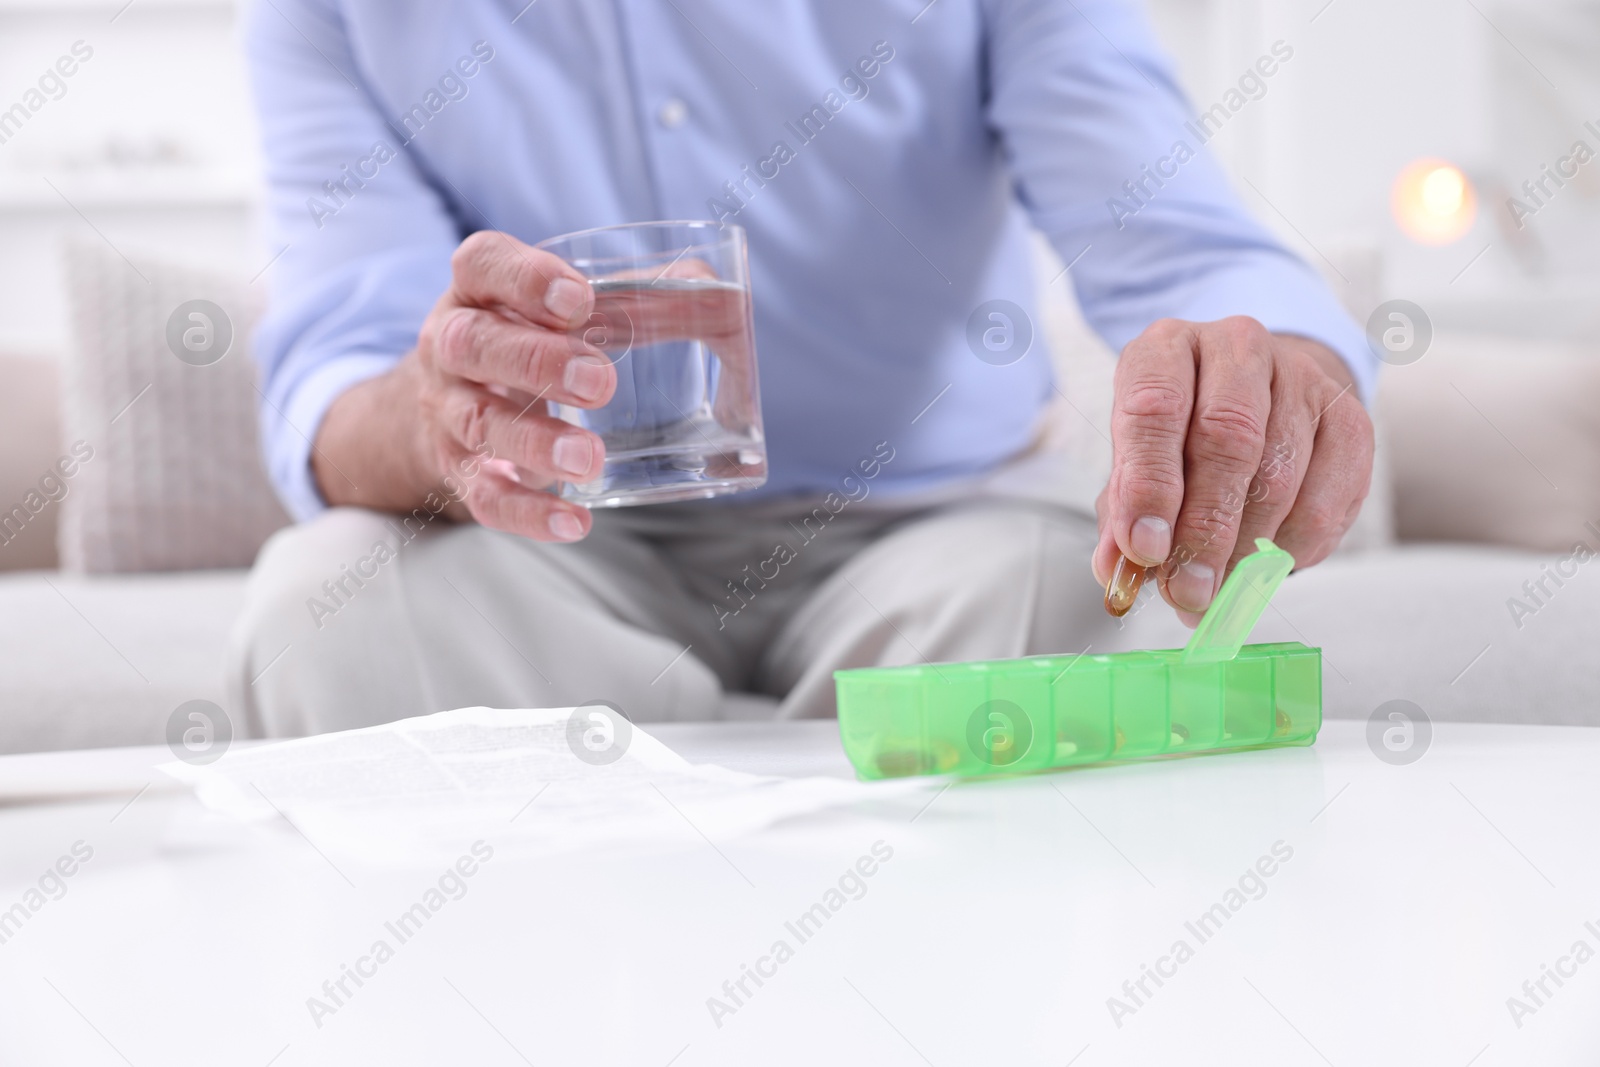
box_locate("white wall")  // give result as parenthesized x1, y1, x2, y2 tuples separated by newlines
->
(0, 0, 260, 358)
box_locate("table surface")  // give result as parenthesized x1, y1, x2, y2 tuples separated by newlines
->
(1, 719, 1596, 1066)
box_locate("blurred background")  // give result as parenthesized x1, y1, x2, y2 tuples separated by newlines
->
(2, 0, 1597, 752)
(0, 0, 259, 358)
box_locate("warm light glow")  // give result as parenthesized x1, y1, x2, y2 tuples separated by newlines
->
(1392, 158, 1477, 245)
(1420, 167, 1465, 216)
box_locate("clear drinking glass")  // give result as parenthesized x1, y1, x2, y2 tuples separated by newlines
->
(535, 221, 767, 507)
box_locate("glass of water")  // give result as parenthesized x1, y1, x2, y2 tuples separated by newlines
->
(535, 221, 767, 507)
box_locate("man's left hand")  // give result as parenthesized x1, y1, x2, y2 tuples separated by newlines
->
(1092, 316, 1375, 626)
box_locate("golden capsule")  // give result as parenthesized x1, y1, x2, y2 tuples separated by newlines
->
(874, 748, 925, 778)
(1104, 553, 1148, 617)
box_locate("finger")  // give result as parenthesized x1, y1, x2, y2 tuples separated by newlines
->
(436, 384, 606, 488)
(449, 230, 594, 331)
(441, 442, 592, 542)
(1091, 486, 1118, 586)
(1103, 319, 1197, 572)
(1159, 317, 1272, 614)
(1225, 358, 1316, 574)
(1273, 388, 1374, 568)
(431, 307, 615, 407)
(1316, 494, 1370, 566)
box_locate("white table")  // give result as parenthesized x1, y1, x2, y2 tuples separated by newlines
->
(1, 720, 1596, 1066)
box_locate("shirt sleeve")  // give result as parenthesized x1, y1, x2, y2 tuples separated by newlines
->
(244, 0, 460, 520)
(981, 0, 1376, 403)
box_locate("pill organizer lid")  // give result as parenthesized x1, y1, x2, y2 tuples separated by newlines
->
(1180, 538, 1296, 665)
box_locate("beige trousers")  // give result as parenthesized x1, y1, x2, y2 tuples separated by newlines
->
(226, 451, 1195, 737)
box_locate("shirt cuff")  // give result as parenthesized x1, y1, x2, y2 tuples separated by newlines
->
(264, 353, 398, 521)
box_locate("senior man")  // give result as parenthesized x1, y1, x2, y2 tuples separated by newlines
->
(230, 0, 1374, 736)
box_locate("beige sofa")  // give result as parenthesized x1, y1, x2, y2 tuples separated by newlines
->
(2, 247, 1597, 754)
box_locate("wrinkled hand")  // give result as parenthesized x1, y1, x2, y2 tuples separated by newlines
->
(1091, 316, 1374, 626)
(410, 230, 615, 541)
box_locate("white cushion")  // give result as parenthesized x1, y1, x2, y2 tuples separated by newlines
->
(58, 244, 289, 573)
(1379, 331, 1600, 551)
(0, 570, 247, 754)
(1208, 545, 1600, 726)
(1010, 542, 1600, 728)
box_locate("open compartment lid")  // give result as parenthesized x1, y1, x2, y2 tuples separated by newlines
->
(1180, 538, 1296, 665)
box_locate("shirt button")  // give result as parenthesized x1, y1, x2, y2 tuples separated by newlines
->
(657, 98, 689, 129)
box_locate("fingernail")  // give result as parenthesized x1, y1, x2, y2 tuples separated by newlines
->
(1130, 516, 1171, 564)
(548, 510, 584, 541)
(552, 433, 593, 478)
(1169, 561, 1216, 613)
(564, 357, 610, 402)
(544, 277, 587, 322)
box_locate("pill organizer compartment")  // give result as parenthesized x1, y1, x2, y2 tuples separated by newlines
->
(836, 642, 1320, 779)
(834, 538, 1322, 780)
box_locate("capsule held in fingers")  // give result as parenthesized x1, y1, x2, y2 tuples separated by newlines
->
(1103, 553, 1148, 617)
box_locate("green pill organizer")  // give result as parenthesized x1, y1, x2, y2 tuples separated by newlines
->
(835, 538, 1320, 779)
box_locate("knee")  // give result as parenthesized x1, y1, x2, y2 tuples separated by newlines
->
(879, 506, 1071, 610)
(228, 508, 421, 736)
(239, 508, 404, 640)
(884, 504, 1120, 653)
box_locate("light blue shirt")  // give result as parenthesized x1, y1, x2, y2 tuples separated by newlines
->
(246, 0, 1375, 521)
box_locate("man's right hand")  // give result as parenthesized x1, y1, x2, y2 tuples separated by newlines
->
(312, 231, 616, 542)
